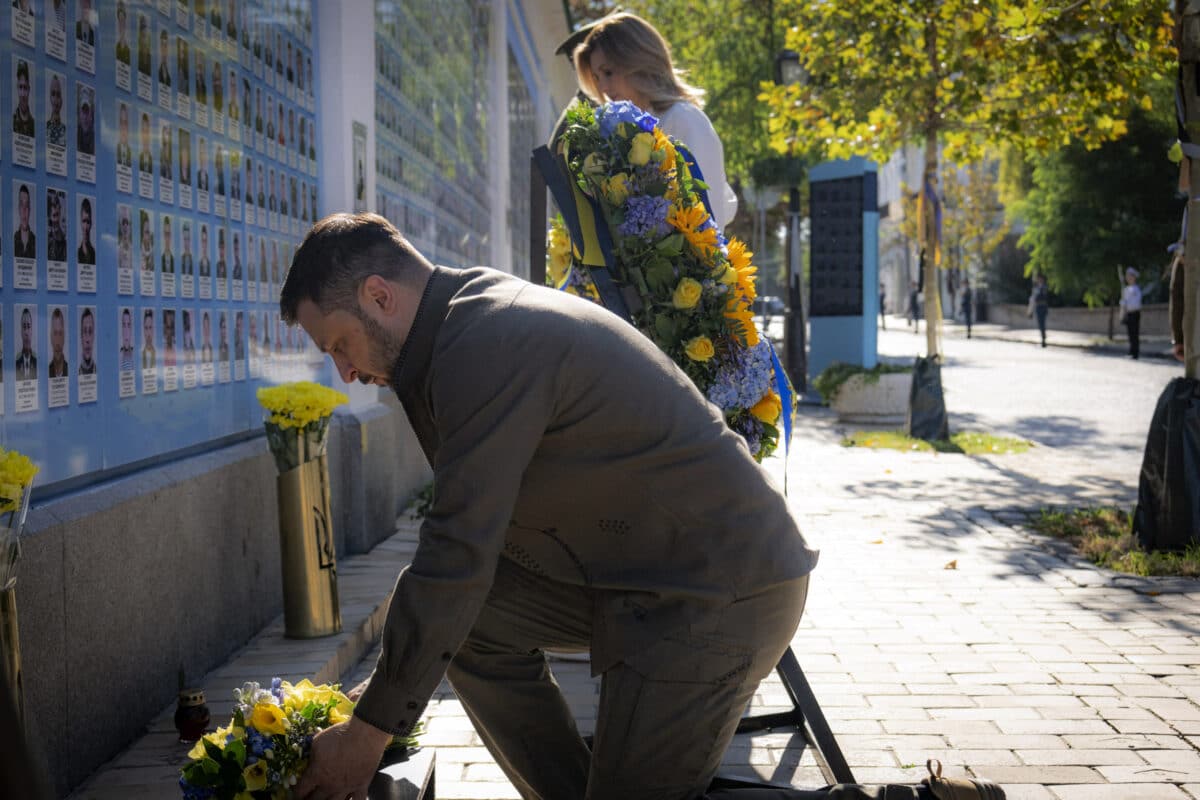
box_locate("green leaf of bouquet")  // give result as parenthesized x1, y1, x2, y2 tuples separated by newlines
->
(655, 234, 683, 255)
(202, 738, 225, 762)
(644, 261, 674, 294)
(224, 737, 247, 765)
(654, 314, 677, 343)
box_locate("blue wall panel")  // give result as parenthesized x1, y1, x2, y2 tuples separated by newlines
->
(2, 0, 329, 494)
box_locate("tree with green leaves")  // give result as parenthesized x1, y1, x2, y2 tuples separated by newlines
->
(761, 0, 1175, 363)
(1017, 75, 1180, 307)
(941, 161, 1010, 288)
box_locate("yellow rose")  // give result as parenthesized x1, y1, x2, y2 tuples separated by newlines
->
(243, 760, 269, 792)
(684, 336, 715, 362)
(750, 391, 783, 424)
(628, 132, 655, 166)
(583, 152, 607, 177)
(250, 702, 289, 736)
(604, 173, 630, 206)
(672, 278, 703, 310)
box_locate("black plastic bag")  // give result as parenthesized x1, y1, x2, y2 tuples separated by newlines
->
(1133, 377, 1200, 551)
(906, 355, 949, 442)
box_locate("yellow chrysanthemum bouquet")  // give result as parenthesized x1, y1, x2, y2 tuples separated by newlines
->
(179, 677, 421, 799)
(549, 100, 789, 460)
(256, 381, 349, 473)
(0, 448, 38, 592)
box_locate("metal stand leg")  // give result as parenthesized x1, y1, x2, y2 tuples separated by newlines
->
(727, 646, 856, 786)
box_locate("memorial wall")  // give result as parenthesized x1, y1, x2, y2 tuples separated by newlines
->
(2, 0, 327, 492)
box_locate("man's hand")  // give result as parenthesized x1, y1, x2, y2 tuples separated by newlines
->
(347, 677, 371, 702)
(1175, 342, 1186, 362)
(294, 715, 392, 800)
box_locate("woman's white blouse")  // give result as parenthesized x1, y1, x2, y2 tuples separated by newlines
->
(658, 102, 738, 231)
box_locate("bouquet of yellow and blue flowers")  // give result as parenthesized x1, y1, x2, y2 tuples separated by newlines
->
(548, 100, 790, 461)
(256, 382, 349, 473)
(0, 448, 38, 592)
(179, 678, 420, 800)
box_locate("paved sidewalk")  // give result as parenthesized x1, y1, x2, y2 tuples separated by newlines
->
(880, 313, 1176, 360)
(73, 405, 1200, 800)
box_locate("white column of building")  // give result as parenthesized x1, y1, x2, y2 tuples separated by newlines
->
(489, 0, 511, 273)
(315, 0, 377, 410)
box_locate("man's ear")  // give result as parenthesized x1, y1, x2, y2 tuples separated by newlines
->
(360, 275, 396, 315)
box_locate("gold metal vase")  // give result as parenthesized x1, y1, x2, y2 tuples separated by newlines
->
(0, 587, 22, 723)
(277, 454, 342, 638)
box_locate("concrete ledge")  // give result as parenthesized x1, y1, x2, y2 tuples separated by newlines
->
(989, 302, 1169, 337)
(832, 372, 913, 425)
(68, 515, 422, 800)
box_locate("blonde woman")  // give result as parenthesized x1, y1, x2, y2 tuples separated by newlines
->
(573, 12, 738, 230)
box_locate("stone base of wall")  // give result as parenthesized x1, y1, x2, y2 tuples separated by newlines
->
(989, 302, 1169, 337)
(19, 399, 429, 798)
(832, 373, 913, 425)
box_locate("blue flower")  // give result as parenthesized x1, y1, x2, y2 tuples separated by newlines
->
(706, 341, 775, 412)
(179, 776, 215, 800)
(596, 101, 659, 138)
(618, 195, 671, 239)
(246, 727, 270, 756)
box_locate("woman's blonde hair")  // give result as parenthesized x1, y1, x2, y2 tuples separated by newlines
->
(573, 12, 703, 114)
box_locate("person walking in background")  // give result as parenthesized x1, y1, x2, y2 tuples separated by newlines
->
(908, 280, 921, 332)
(879, 283, 887, 330)
(960, 277, 973, 339)
(1029, 274, 1049, 348)
(571, 12, 738, 231)
(1119, 266, 1143, 360)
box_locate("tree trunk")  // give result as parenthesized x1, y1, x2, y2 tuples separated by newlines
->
(1188, 160, 1199, 378)
(923, 133, 942, 358)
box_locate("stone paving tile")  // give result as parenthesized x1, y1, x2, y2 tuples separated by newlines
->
(996, 785, 1057, 800)
(1050, 785, 1191, 799)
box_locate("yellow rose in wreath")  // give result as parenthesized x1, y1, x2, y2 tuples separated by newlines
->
(684, 335, 715, 362)
(672, 277, 703, 310)
(583, 152, 607, 178)
(750, 390, 782, 424)
(629, 132, 655, 166)
(605, 173, 630, 206)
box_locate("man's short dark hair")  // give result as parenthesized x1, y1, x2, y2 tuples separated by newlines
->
(80, 197, 92, 217)
(280, 212, 430, 324)
(16, 60, 29, 83)
(81, 307, 94, 325)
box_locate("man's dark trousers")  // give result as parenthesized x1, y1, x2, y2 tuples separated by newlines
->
(446, 556, 809, 800)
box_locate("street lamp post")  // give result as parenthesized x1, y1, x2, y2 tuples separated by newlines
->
(774, 49, 807, 393)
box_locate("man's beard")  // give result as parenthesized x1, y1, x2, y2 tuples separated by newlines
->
(354, 311, 404, 387)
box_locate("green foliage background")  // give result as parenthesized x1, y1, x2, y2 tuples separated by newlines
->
(1016, 76, 1183, 307)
